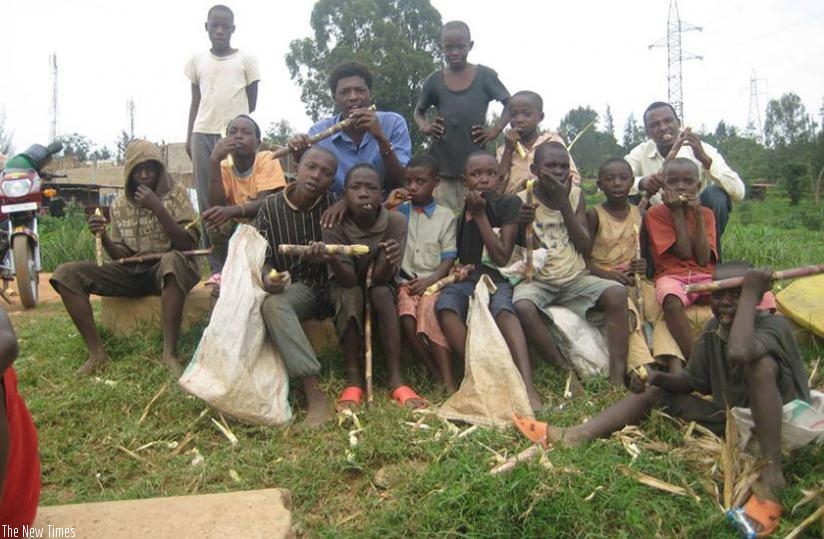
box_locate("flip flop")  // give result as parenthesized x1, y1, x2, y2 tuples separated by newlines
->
(727, 494, 782, 538)
(391, 385, 426, 409)
(512, 413, 548, 448)
(336, 386, 363, 412)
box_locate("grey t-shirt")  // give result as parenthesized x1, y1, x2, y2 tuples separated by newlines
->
(417, 65, 509, 178)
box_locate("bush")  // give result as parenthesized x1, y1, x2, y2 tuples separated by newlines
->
(39, 203, 95, 271)
(781, 161, 807, 206)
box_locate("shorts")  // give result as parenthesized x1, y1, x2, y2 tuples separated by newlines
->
(655, 273, 713, 308)
(328, 282, 397, 338)
(50, 251, 200, 297)
(435, 276, 515, 321)
(512, 273, 620, 323)
(397, 286, 448, 349)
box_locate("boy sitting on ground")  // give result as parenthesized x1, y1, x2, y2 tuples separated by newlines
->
(434, 152, 542, 409)
(514, 142, 629, 387)
(497, 90, 580, 193)
(204, 114, 285, 286)
(514, 263, 811, 537)
(393, 155, 458, 394)
(51, 140, 201, 376)
(322, 164, 423, 409)
(256, 147, 338, 428)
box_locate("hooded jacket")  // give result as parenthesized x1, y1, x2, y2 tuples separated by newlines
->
(109, 140, 198, 255)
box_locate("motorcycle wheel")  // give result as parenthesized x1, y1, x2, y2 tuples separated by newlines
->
(12, 235, 38, 309)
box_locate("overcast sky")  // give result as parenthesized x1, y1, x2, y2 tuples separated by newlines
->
(2, 0, 822, 155)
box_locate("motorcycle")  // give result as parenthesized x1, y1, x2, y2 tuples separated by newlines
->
(0, 142, 64, 308)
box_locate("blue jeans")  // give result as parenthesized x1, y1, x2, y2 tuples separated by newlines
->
(700, 185, 732, 262)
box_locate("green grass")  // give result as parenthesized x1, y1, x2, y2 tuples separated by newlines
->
(39, 204, 95, 272)
(12, 195, 824, 537)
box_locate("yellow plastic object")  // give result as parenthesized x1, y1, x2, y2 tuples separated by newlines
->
(776, 274, 824, 337)
(43, 188, 57, 198)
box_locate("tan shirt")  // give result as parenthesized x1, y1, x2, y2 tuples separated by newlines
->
(498, 132, 581, 194)
(590, 204, 642, 272)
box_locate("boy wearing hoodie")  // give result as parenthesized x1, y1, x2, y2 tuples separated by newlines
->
(51, 140, 201, 376)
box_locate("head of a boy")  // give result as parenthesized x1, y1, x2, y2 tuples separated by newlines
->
(328, 61, 373, 119)
(710, 262, 758, 327)
(508, 91, 544, 137)
(643, 102, 681, 150)
(440, 21, 473, 69)
(404, 155, 440, 206)
(124, 140, 165, 196)
(663, 158, 700, 197)
(531, 141, 570, 188)
(226, 115, 260, 159)
(344, 164, 383, 219)
(462, 152, 500, 194)
(597, 158, 633, 203)
(295, 147, 337, 199)
(205, 5, 234, 53)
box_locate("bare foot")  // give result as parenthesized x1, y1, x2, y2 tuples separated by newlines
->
(160, 353, 185, 378)
(301, 395, 332, 429)
(76, 353, 108, 375)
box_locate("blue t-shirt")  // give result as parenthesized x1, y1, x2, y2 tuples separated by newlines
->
(309, 111, 412, 196)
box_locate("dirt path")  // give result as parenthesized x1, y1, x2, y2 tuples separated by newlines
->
(2, 272, 65, 316)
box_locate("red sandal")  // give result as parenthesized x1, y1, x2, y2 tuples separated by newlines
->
(512, 413, 549, 448)
(391, 385, 426, 409)
(336, 386, 363, 412)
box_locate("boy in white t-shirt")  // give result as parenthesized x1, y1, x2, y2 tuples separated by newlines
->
(185, 4, 260, 278)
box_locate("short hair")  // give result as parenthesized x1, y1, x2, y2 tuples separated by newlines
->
(207, 4, 233, 20)
(227, 114, 261, 141)
(300, 146, 338, 167)
(533, 141, 568, 164)
(511, 90, 543, 113)
(328, 61, 373, 94)
(663, 157, 699, 177)
(343, 163, 383, 189)
(643, 101, 680, 126)
(406, 154, 439, 177)
(462, 150, 495, 173)
(442, 20, 471, 39)
(598, 157, 632, 178)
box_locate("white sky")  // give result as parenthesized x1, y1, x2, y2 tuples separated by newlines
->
(2, 0, 822, 154)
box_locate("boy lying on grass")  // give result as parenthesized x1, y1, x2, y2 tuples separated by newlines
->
(514, 262, 811, 537)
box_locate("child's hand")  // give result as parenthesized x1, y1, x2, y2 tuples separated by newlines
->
(211, 137, 236, 163)
(543, 176, 570, 210)
(471, 125, 497, 146)
(384, 188, 410, 210)
(639, 173, 664, 197)
(629, 258, 647, 275)
(303, 241, 334, 264)
(503, 128, 521, 149)
(262, 269, 288, 294)
(407, 276, 435, 296)
(134, 185, 163, 212)
(518, 202, 535, 224)
(627, 370, 647, 394)
(379, 239, 403, 267)
(320, 199, 348, 229)
(202, 205, 235, 227)
(662, 189, 687, 211)
(741, 267, 773, 298)
(685, 193, 701, 210)
(422, 117, 445, 139)
(465, 190, 487, 217)
(87, 212, 107, 237)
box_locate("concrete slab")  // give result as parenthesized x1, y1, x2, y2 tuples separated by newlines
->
(34, 488, 294, 539)
(100, 286, 213, 336)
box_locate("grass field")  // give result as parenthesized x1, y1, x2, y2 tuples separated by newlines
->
(12, 192, 824, 537)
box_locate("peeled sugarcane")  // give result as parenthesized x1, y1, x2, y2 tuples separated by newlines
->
(271, 105, 377, 159)
(277, 244, 370, 256)
(184, 215, 202, 231)
(684, 264, 824, 294)
(514, 141, 528, 159)
(524, 179, 536, 282)
(114, 248, 212, 265)
(423, 264, 475, 296)
(632, 224, 648, 346)
(364, 263, 374, 404)
(94, 208, 104, 266)
(638, 127, 691, 211)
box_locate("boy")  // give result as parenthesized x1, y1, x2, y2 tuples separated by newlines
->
(256, 147, 338, 428)
(435, 152, 541, 409)
(513, 143, 629, 387)
(393, 155, 458, 393)
(646, 158, 716, 361)
(414, 21, 510, 214)
(205, 114, 285, 282)
(514, 263, 811, 537)
(497, 91, 581, 193)
(185, 4, 260, 275)
(322, 164, 423, 409)
(50, 140, 201, 376)
(586, 158, 656, 373)
(0, 309, 40, 529)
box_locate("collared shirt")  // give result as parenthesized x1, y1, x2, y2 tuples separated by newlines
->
(625, 139, 746, 204)
(221, 151, 286, 206)
(309, 111, 412, 196)
(394, 200, 457, 282)
(322, 206, 408, 283)
(497, 132, 581, 193)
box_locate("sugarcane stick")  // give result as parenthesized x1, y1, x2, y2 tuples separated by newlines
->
(490, 445, 543, 475)
(94, 208, 104, 266)
(114, 248, 212, 265)
(514, 141, 528, 159)
(638, 127, 691, 211)
(632, 223, 647, 345)
(423, 264, 475, 296)
(525, 179, 536, 282)
(277, 244, 370, 256)
(364, 263, 374, 404)
(271, 105, 377, 159)
(184, 214, 202, 231)
(684, 264, 824, 294)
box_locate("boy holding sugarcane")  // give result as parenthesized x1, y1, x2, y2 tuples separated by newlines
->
(513, 262, 811, 537)
(256, 147, 338, 428)
(321, 164, 423, 409)
(513, 142, 629, 387)
(392, 155, 459, 394)
(50, 140, 200, 376)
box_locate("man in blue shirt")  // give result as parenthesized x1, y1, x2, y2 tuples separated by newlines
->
(288, 61, 411, 196)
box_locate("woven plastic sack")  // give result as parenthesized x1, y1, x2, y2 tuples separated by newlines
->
(733, 389, 824, 452)
(437, 274, 534, 428)
(179, 224, 292, 425)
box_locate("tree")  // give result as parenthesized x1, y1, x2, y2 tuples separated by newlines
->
(763, 93, 815, 148)
(558, 106, 622, 178)
(263, 119, 295, 149)
(55, 133, 93, 163)
(621, 114, 646, 153)
(285, 0, 442, 149)
(702, 120, 770, 183)
(603, 105, 615, 140)
(90, 146, 113, 162)
(0, 109, 13, 156)
(115, 130, 134, 165)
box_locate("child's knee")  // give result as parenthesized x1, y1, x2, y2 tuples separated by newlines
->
(662, 294, 684, 314)
(743, 355, 779, 385)
(369, 285, 395, 309)
(513, 299, 536, 320)
(600, 286, 628, 312)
